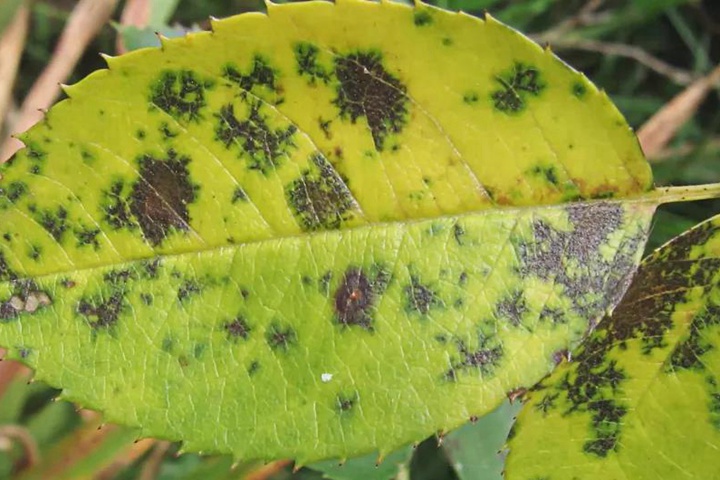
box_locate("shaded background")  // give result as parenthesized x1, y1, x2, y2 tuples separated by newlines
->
(0, 0, 718, 478)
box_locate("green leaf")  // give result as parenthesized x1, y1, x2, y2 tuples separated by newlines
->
(309, 444, 413, 480)
(0, 0, 717, 464)
(442, 400, 522, 480)
(505, 214, 720, 479)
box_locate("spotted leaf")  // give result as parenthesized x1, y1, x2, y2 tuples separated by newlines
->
(0, 0, 718, 465)
(505, 214, 720, 479)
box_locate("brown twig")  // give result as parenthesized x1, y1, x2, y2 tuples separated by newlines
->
(534, 37, 696, 86)
(137, 441, 171, 480)
(0, 4, 29, 138)
(0, 425, 40, 473)
(116, 0, 150, 54)
(638, 64, 720, 160)
(95, 438, 158, 480)
(1, 0, 120, 163)
(650, 137, 720, 162)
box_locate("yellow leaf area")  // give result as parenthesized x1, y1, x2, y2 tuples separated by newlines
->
(506, 216, 720, 479)
(0, 0, 658, 463)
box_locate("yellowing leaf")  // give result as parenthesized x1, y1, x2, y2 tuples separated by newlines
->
(505, 214, 720, 479)
(0, 0, 718, 463)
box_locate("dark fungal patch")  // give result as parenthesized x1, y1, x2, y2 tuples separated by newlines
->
(404, 276, 442, 315)
(177, 279, 202, 302)
(516, 202, 633, 320)
(529, 164, 561, 187)
(445, 334, 504, 381)
(572, 82, 588, 98)
(266, 322, 296, 351)
(491, 62, 545, 113)
(135, 129, 146, 140)
(214, 101, 297, 175)
(231, 187, 248, 204)
(247, 360, 261, 376)
(150, 69, 212, 122)
(333, 266, 390, 331)
(294, 42, 331, 85)
(77, 291, 125, 330)
(534, 393, 559, 416)
(413, 9, 433, 26)
(462, 91, 479, 105)
(0, 181, 28, 203)
(74, 225, 101, 250)
(139, 293, 153, 305)
(334, 268, 374, 330)
(159, 122, 179, 140)
(495, 290, 528, 327)
(101, 180, 136, 230)
(28, 245, 42, 261)
(224, 316, 251, 341)
(668, 301, 720, 371)
(36, 206, 70, 242)
(333, 50, 409, 151)
(286, 152, 356, 231)
(223, 55, 280, 101)
(453, 223, 465, 245)
(129, 149, 198, 246)
(336, 392, 358, 414)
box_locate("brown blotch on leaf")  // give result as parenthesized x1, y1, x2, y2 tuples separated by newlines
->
(130, 149, 198, 246)
(333, 50, 409, 151)
(150, 69, 211, 122)
(266, 322, 296, 351)
(334, 268, 377, 330)
(286, 152, 356, 231)
(491, 62, 544, 113)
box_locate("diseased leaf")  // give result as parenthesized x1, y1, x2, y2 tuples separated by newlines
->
(505, 214, 720, 479)
(308, 443, 413, 480)
(0, 0, 718, 464)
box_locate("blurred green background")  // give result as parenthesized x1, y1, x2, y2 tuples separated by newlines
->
(0, 0, 718, 479)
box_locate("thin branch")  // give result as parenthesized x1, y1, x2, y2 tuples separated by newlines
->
(639, 64, 720, 159)
(138, 441, 171, 480)
(535, 37, 696, 86)
(0, 4, 29, 137)
(1, 0, 120, 163)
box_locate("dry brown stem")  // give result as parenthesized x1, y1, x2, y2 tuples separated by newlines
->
(639, 64, 720, 159)
(1, 0, 120, 163)
(0, 4, 29, 137)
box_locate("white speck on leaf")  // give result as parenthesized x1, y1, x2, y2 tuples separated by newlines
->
(321, 373, 333, 383)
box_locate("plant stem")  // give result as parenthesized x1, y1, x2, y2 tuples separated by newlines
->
(648, 182, 720, 204)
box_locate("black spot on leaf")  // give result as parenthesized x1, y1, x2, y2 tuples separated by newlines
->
(446, 334, 503, 380)
(294, 42, 331, 85)
(286, 152, 356, 231)
(36, 206, 69, 242)
(491, 62, 544, 113)
(150, 70, 211, 122)
(177, 279, 202, 302)
(74, 226, 101, 250)
(414, 10, 433, 26)
(101, 180, 136, 230)
(336, 392, 358, 413)
(495, 290, 528, 327)
(333, 266, 390, 331)
(129, 149, 198, 246)
(333, 50, 409, 151)
(215, 101, 297, 175)
(231, 187, 248, 204)
(266, 322, 296, 351)
(78, 291, 125, 330)
(224, 316, 251, 340)
(223, 55, 280, 101)
(405, 277, 442, 315)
